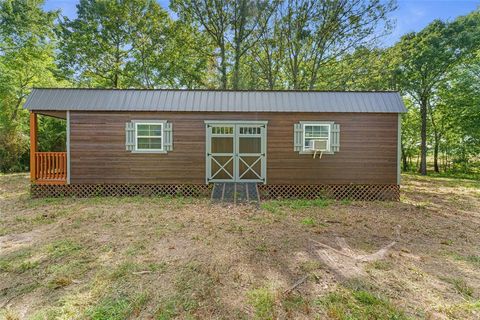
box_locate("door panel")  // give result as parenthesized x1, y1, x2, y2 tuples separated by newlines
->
(238, 156, 262, 180)
(211, 137, 234, 153)
(206, 123, 266, 183)
(236, 125, 265, 183)
(238, 137, 262, 153)
(211, 156, 234, 180)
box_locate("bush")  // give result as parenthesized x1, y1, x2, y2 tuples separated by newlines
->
(0, 125, 29, 173)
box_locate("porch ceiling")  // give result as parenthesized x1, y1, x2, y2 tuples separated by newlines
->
(35, 110, 67, 119)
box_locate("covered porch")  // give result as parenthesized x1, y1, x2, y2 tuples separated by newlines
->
(30, 111, 68, 185)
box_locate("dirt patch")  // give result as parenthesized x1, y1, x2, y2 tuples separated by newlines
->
(310, 236, 397, 280)
(0, 224, 58, 255)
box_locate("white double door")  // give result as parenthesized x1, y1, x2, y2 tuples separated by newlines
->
(206, 122, 267, 183)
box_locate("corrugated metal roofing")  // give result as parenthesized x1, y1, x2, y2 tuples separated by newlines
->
(24, 89, 407, 113)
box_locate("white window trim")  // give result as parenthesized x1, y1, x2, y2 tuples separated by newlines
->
(300, 121, 334, 155)
(133, 121, 166, 153)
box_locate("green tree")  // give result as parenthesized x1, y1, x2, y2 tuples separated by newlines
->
(58, 0, 198, 88)
(315, 46, 400, 91)
(171, 0, 279, 89)
(156, 20, 213, 88)
(437, 51, 480, 172)
(395, 12, 480, 175)
(400, 99, 421, 171)
(277, 0, 395, 90)
(0, 0, 62, 172)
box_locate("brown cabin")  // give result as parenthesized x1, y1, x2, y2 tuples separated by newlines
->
(24, 89, 406, 200)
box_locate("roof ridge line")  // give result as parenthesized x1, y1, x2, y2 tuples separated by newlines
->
(31, 87, 400, 93)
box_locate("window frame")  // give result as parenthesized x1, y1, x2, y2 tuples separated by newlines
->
(133, 120, 166, 153)
(300, 121, 333, 154)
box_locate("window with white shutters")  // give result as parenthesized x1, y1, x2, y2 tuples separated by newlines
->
(125, 120, 173, 153)
(293, 121, 340, 154)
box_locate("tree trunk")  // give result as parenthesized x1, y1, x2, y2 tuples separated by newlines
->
(232, 0, 248, 90)
(292, 63, 299, 89)
(268, 74, 274, 89)
(433, 134, 439, 173)
(219, 45, 227, 89)
(232, 53, 241, 90)
(114, 42, 121, 88)
(442, 148, 447, 172)
(429, 103, 440, 174)
(419, 98, 428, 175)
(401, 142, 408, 171)
(10, 94, 25, 122)
(113, 73, 119, 89)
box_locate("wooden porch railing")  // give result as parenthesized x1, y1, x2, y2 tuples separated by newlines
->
(34, 152, 67, 184)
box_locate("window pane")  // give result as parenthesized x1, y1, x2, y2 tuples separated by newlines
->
(137, 137, 162, 150)
(150, 125, 162, 136)
(137, 124, 162, 137)
(212, 126, 233, 135)
(239, 127, 261, 135)
(304, 125, 329, 138)
(305, 138, 313, 149)
(137, 124, 150, 136)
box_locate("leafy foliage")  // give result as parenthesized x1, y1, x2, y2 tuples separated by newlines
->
(0, 0, 65, 172)
(57, 0, 209, 88)
(394, 12, 480, 174)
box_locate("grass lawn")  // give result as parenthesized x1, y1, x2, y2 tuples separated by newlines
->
(1, 174, 479, 319)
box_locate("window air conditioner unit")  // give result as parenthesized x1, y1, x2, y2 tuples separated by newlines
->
(309, 139, 328, 159)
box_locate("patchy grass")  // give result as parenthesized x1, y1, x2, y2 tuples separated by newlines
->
(155, 262, 218, 319)
(0, 308, 21, 320)
(300, 260, 324, 273)
(261, 198, 331, 213)
(367, 260, 394, 271)
(47, 239, 83, 258)
(443, 300, 480, 319)
(300, 217, 316, 227)
(452, 253, 480, 268)
(281, 293, 309, 315)
(442, 277, 475, 298)
(0, 249, 39, 274)
(316, 287, 408, 320)
(1, 173, 480, 319)
(405, 171, 480, 189)
(86, 292, 149, 320)
(247, 287, 276, 320)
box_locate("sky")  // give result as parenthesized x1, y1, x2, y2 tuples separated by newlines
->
(44, 0, 480, 46)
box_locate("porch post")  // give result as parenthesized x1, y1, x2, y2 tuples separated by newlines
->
(30, 112, 38, 182)
(66, 110, 70, 184)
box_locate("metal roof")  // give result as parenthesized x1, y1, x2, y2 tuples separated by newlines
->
(24, 89, 407, 113)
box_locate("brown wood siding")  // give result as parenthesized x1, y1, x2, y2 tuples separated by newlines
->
(70, 112, 398, 185)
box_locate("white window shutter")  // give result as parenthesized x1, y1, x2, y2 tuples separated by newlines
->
(294, 123, 303, 152)
(331, 123, 340, 152)
(125, 122, 135, 151)
(164, 122, 173, 151)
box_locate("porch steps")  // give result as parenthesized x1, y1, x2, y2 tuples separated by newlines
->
(211, 183, 260, 205)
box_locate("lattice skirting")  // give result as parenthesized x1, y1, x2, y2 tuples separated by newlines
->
(31, 184, 212, 198)
(31, 184, 399, 201)
(258, 184, 400, 201)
